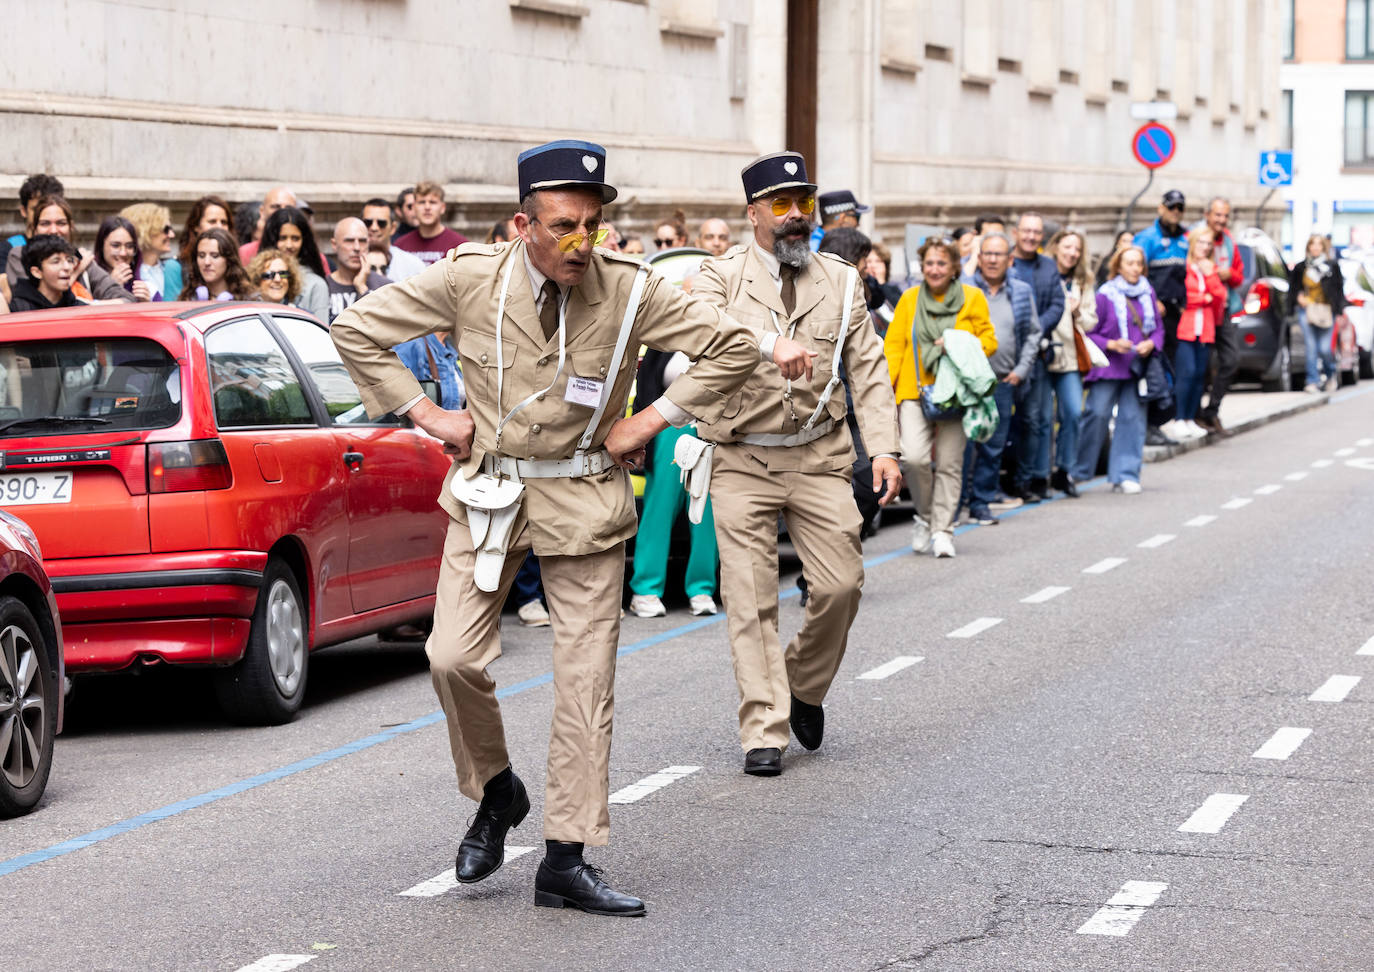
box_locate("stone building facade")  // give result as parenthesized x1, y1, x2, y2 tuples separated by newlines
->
(2, 0, 1280, 263)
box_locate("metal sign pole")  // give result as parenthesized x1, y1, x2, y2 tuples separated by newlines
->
(1255, 186, 1277, 228)
(1122, 168, 1155, 235)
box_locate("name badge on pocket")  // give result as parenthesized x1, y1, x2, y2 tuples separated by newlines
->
(564, 376, 604, 408)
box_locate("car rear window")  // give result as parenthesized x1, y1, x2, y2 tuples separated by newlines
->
(0, 338, 181, 437)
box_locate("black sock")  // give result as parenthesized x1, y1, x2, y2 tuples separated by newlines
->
(545, 840, 584, 868)
(482, 766, 514, 808)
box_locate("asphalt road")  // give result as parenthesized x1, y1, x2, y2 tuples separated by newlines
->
(4, 388, 1374, 972)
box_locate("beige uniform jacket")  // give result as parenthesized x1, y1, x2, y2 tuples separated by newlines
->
(692, 245, 899, 472)
(331, 240, 761, 556)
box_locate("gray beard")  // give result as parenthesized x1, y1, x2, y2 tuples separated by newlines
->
(773, 237, 812, 269)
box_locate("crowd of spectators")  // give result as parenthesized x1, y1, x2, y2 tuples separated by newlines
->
(0, 171, 1309, 611)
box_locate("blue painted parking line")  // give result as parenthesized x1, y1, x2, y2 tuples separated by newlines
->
(0, 474, 1106, 879)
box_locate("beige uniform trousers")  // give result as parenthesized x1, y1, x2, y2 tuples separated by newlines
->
(710, 444, 864, 752)
(898, 399, 967, 536)
(426, 516, 625, 846)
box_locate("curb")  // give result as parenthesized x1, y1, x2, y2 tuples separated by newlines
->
(1143, 391, 1332, 463)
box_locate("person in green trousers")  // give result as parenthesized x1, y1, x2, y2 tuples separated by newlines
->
(628, 351, 720, 618)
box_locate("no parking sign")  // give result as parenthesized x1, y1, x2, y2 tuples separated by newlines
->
(1131, 123, 1176, 169)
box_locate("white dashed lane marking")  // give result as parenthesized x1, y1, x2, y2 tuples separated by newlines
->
(235, 957, 317, 972)
(1082, 558, 1126, 575)
(1357, 637, 1374, 656)
(1309, 675, 1361, 702)
(1254, 484, 1282, 495)
(947, 617, 1004, 639)
(608, 765, 700, 805)
(1334, 447, 1356, 457)
(398, 846, 537, 897)
(1253, 727, 1312, 760)
(1284, 471, 1309, 481)
(1179, 793, 1249, 834)
(857, 656, 923, 680)
(1021, 586, 1070, 604)
(1185, 515, 1217, 527)
(1220, 498, 1252, 510)
(1358, 438, 1373, 447)
(1311, 459, 1334, 468)
(1076, 881, 1169, 936)
(1137, 534, 1175, 549)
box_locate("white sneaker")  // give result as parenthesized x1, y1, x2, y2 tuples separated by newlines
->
(1325, 374, 1340, 392)
(1119, 480, 1142, 494)
(1304, 383, 1320, 394)
(688, 594, 718, 616)
(911, 516, 932, 554)
(517, 600, 550, 627)
(931, 531, 956, 558)
(1185, 421, 1208, 438)
(629, 594, 667, 618)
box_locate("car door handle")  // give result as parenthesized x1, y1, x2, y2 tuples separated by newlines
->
(343, 451, 364, 471)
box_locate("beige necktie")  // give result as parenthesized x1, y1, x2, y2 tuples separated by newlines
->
(780, 264, 797, 318)
(540, 279, 560, 341)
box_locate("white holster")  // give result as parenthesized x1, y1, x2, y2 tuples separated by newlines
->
(673, 433, 715, 525)
(449, 469, 526, 593)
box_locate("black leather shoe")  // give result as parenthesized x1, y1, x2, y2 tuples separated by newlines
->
(744, 747, 782, 776)
(789, 695, 824, 751)
(455, 774, 530, 884)
(1029, 477, 1051, 501)
(1052, 470, 1080, 498)
(534, 859, 646, 916)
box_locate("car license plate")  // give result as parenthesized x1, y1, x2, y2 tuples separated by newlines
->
(0, 471, 73, 506)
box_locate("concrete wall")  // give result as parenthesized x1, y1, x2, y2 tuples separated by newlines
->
(1, 0, 1279, 262)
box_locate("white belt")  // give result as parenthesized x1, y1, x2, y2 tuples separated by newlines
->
(736, 418, 835, 448)
(483, 450, 615, 479)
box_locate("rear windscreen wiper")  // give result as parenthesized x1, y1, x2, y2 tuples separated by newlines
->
(0, 416, 114, 435)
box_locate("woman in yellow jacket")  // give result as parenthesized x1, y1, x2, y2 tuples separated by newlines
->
(884, 238, 997, 558)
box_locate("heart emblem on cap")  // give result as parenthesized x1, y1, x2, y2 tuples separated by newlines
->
(582, 155, 598, 173)
(783, 161, 798, 176)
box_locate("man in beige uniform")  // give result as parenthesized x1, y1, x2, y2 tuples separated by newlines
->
(331, 140, 812, 916)
(693, 152, 902, 777)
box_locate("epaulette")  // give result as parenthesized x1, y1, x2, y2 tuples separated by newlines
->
(814, 249, 853, 267)
(447, 241, 504, 262)
(595, 247, 649, 268)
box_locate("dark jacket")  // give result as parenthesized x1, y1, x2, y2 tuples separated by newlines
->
(1287, 256, 1347, 316)
(9, 279, 81, 313)
(1010, 252, 1066, 336)
(1134, 218, 1189, 309)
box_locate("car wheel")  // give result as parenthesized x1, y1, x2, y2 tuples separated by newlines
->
(0, 597, 57, 818)
(214, 558, 308, 726)
(1360, 349, 1373, 380)
(1261, 342, 1292, 393)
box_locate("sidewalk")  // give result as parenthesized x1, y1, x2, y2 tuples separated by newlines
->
(1144, 390, 1330, 463)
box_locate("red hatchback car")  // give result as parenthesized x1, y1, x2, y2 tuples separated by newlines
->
(0, 302, 450, 724)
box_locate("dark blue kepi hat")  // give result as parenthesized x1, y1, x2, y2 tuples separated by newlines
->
(517, 139, 617, 203)
(740, 151, 817, 203)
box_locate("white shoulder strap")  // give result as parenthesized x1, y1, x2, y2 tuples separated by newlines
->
(801, 265, 857, 431)
(494, 252, 567, 451)
(577, 265, 649, 452)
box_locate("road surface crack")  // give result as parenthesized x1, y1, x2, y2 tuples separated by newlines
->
(868, 888, 1021, 968)
(977, 836, 1339, 869)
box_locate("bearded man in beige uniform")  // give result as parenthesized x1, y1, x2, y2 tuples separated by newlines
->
(692, 152, 902, 777)
(331, 140, 813, 916)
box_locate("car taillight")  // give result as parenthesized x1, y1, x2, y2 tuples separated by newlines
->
(1243, 333, 1258, 346)
(148, 440, 232, 493)
(1243, 282, 1270, 315)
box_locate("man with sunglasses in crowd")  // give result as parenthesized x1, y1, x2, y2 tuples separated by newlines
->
(360, 198, 424, 282)
(691, 152, 901, 779)
(1134, 189, 1191, 445)
(331, 139, 814, 918)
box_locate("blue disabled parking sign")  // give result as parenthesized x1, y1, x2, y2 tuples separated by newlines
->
(1258, 151, 1293, 187)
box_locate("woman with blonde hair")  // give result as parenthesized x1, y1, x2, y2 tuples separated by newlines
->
(1170, 230, 1226, 438)
(1043, 228, 1097, 496)
(885, 237, 997, 558)
(246, 248, 302, 306)
(1288, 233, 1345, 393)
(120, 202, 182, 301)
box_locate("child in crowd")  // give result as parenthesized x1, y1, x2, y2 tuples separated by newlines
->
(9, 234, 81, 312)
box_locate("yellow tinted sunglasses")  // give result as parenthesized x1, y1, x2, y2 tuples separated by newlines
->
(535, 219, 611, 253)
(768, 194, 816, 217)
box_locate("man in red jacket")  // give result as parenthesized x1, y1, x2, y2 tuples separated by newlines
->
(1194, 197, 1245, 434)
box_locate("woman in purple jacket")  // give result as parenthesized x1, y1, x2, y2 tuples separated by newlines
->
(1070, 245, 1160, 494)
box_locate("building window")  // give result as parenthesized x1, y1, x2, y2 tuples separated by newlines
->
(1345, 91, 1374, 165)
(1350, 0, 1374, 59)
(1283, 0, 1294, 59)
(1282, 90, 1293, 151)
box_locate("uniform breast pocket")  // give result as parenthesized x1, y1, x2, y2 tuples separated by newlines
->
(565, 344, 617, 409)
(811, 328, 841, 380)
(457, 330, 518, 401)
